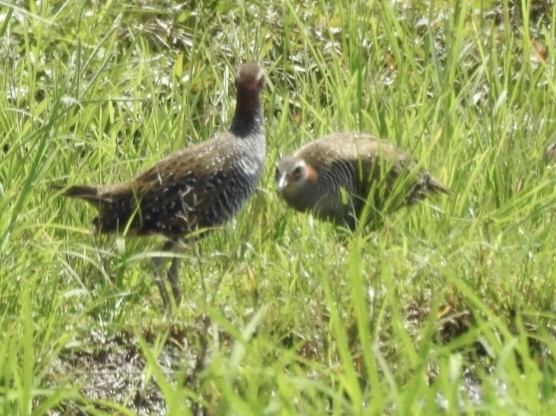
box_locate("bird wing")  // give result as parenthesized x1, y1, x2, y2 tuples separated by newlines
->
(93, 135, 234, 236)
(299, 133, 412, 175)
(300, 133, 419, 213)
(322, 133, 449, 206)
(133, 135, 243, 236)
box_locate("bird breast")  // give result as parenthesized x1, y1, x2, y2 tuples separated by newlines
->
(234, 135, 266, 176)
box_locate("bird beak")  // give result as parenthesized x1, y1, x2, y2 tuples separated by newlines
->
(276, 174, 288, 193)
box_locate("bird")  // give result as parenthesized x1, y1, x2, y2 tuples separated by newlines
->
(545, 142, 556, 165)
(54, 62, 266, 308)
(275, 132, 449, 229)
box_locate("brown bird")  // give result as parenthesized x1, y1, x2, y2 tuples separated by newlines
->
(276, 132, 449, 229)
(55, 62, 266, 308)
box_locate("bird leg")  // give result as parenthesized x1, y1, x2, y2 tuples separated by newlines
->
(166, 251, 183, 305)
(150, 240, 182, 309)
(151, 249, 171, 310)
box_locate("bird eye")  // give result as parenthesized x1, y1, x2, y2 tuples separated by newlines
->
(293, 165, 303, 177)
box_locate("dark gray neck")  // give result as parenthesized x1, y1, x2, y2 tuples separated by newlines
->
(229, 89, 264, 138)
(229, 109, 264, 137)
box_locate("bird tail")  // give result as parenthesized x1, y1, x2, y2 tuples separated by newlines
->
(427, 176, 451, 196)
(405, 174, 450, 206)
(51, 184, 105, 210)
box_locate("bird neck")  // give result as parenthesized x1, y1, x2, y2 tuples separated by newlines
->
(229, 89, 264, 138)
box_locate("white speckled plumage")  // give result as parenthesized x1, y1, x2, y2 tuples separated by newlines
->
(55, 63, 266, 307)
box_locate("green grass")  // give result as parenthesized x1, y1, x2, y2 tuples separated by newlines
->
(2, 0, 556, 414)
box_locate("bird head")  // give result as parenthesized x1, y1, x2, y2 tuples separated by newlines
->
(236, 63, 265, 93)
(275, 157, 318, 197)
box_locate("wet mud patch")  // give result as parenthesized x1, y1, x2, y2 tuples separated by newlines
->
(44, 321, 210, 415)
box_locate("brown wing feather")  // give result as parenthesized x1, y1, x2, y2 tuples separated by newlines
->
(130, 132, 235, 196)
(94, 132, 237, 235)
(296, 133, 408, 172)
